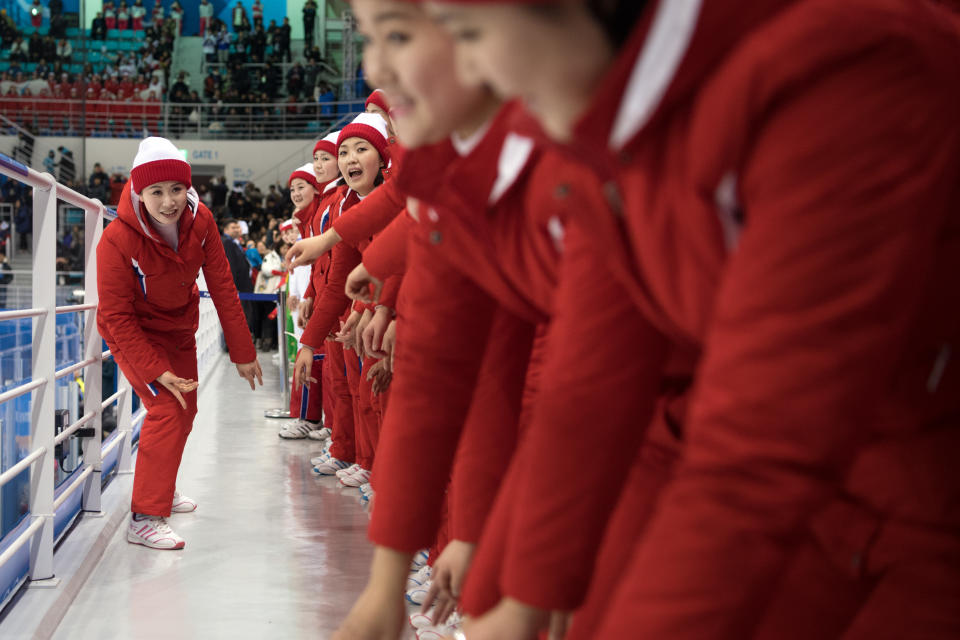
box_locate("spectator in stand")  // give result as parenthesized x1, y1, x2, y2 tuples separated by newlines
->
(169, 71, 189, 102)
(28, 32, 42, 62)
(29, 0, 43, 29)
(14, 199, 30, 252)
(10, 36, 28, 63)
(198, 0, 213, 35)
(89, 163, 109, 188)
(116, 2, 129, 30)
(286, 62, 303, 99)
(232, 1, 249, 34)
(0, 9, 17, 49)
(277, 17, 292, 63)
(56, 39, 72, 64)
(210, 176, 228, 214)
(217, 25, 231, 63)
(104, 1, 116, 30)
(170, 1, 184, 36)
(89, 175, 110, 203)
(0, 252, 12, 309)
(109, 173, 126, 205)
(302, 0, 317, 50)
(151, 1, 164, 28)
(43, 150, 56, 175)
(251, 0, 263, 29)
(202, 30, 217, 65)
(250, 24, 266, 62)
(131, 0, 145, 31)
(91, 12, 107, 40)
(203, 68, 220, 99)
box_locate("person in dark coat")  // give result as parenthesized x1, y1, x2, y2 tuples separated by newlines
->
(221, 217, 255, 337)
(14, 199, 31, 252)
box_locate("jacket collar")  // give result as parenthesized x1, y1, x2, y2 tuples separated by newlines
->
(574, 0, 798, 164)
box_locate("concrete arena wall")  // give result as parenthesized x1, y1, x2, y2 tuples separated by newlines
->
(0, 136, 318, 188)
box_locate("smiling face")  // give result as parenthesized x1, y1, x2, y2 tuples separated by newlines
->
(141, 180, 188, 225)
(338, 136, 382, 196)
(312, 150, 338, 184)
(352, 0, 497, 148)
(424, 3, 613, 142)
(289, 177, 318, 211)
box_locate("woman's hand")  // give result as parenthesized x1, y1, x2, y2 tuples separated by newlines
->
(354, 308, 373, 358)
(362, 305, 393, 358)
(293, 346, 317, 391)
(155, 370, 198, 409)
(345, 262, 383, 304)
(298, 297, 314, 327)
(421, 540, 476, 625)
(235, 359, 263, 390)
(285, 228, 342, 269)
(366, 358, 392, 395)
(335, 310, 362, 351)
(382, 320, 397, 372)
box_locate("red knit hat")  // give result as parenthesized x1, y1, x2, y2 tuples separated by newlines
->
(130, 136, 191, 194)
(312, 130, 340, 158)
(279, 218, 296, 232)
(337, 113, 391, 165)
(365, 89, 390, 114)
(288, 162, 320, 191)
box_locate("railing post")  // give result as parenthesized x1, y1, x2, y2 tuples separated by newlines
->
(28, 173, 57, 583)
(81, 203, 104, 513)
(116, 366, 134, 475)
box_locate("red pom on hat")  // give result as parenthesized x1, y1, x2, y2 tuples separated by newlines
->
(130, 136, 191, 194)
(288, 162, 320, 191)
(337, 113, 391, 165)
(365, 89, 390, 114)
(312, 130, 340, 158)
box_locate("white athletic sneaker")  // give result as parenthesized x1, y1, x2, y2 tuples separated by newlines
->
(406, 580, 431, 606)
(336, 463, 361, 479)
(416, 612, 463, 640)
(127, 514, 185, 550)
(307, 427, 332, 440)
(313, 456, 351, 475)
(406, 564, 431, 590)
(171, 490, 197, 513)
(340, 467, 371, 488)
(359, 482, 373, 496)
(278, 419, 316, 439)
(411, 549, 430, 569)
(409, 611, 435, 630)
(310, 452, 331, 467)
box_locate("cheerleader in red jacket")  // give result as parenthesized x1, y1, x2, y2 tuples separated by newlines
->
(296, 113, 392, 486)
(427, 1, 960, 639)
(97, 137, 263, 550)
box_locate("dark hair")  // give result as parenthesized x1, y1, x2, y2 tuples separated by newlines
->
(221, 217, 238, 228)
(529, 0, 649, 50)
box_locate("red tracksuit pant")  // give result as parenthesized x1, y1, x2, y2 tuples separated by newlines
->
(345, 350, 378, 471)
(289, 348, 324, 423)
(108, 329, 198, 517)
(326, 340, 357, 464)
(357, 356, 383, 471)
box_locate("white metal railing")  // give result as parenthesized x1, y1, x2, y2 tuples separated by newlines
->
(0, 149, 125, 585)
(0, 98, 365, 141)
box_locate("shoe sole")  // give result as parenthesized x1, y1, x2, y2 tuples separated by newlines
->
(171, 504, 197, 513)
(278, 432, 308, 439)
(127, 532, 185, 550)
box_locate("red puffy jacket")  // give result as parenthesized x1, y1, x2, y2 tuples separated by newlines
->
(97, 181, 256, 384)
